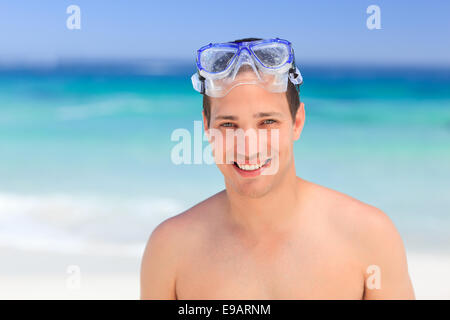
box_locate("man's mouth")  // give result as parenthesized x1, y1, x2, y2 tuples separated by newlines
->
(233, 158, 271, 172)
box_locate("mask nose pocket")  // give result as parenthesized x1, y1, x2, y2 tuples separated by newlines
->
(231, 48, 261, 81)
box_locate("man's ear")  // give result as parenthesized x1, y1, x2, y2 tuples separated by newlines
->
(293, 102, 305, 141)
(202, 109, 210, 141)
(202, 109, 209, 129)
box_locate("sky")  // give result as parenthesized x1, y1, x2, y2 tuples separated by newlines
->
(0, 0, 449, 66)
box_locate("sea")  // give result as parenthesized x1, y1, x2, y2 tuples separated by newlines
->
(0, 60, 449, 257)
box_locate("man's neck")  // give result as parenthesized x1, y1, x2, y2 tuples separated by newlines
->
(224, 164, 302, 237)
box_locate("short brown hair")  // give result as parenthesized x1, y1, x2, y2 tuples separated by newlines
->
(202, 37, 300, 126)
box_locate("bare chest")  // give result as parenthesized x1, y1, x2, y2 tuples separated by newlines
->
(176, 233, 364, 299)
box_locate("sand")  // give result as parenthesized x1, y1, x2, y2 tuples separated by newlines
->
(1, 248, 449, 299)
(407, 252, 450, 299)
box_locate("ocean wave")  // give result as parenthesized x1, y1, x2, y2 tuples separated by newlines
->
(0, 193, 184, 257)
(56, 95, 153, 120)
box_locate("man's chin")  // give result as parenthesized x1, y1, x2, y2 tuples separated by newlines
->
(227, 177, 274, 199)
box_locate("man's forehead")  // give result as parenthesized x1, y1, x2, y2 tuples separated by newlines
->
(211, 86, 287, 111)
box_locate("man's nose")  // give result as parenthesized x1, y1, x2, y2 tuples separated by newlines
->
(234, 126, 268, 158)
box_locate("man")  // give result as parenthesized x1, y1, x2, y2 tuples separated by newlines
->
(140, 38, 415, 299)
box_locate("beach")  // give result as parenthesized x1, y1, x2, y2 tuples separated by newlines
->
(1, 247, 450, 299)
(408, 253, 450, 299)
(0, 64, 449, 299)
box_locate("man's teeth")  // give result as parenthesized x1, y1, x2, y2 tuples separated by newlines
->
(235, 161, 266, 171)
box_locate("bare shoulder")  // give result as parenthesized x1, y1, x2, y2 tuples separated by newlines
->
(140, 190, 227, 299)
(301, 179, 405, 259)
(143, 189, 227, 254)
(305, 178, 414, 298)
(300, 179, 414, 299)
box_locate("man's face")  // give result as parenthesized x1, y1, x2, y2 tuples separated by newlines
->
(203, 77, 305, 198)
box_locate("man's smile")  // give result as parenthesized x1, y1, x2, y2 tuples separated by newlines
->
(232, 158, 271, 177)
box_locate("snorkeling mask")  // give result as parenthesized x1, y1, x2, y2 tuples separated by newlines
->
(191, 38, 303, 98)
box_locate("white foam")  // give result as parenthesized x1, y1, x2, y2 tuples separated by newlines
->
(56, 95, 152, 120)
(0, 192, 183, 257)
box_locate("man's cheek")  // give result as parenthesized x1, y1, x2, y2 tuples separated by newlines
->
(208, 128, 228, 165)
(261, 129, 281, 176)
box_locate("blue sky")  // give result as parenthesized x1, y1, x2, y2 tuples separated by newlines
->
(0, 0, 449, 66)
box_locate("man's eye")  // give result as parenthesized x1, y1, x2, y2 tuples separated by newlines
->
(221, 122, 235, 127)
(262, 119, 276, 125)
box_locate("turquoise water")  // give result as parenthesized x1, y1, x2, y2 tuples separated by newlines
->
(0, 64, 449, 255)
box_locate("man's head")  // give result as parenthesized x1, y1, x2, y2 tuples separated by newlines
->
(202, 38, 301, 128)
(201, 38, 305, 198)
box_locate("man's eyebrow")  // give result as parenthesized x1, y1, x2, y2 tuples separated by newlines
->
(214, 112, 284, 121)
(253, 112, 283, 118)
(214, 115, 238, 121)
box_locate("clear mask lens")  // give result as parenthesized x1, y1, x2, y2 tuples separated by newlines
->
(200, 47, 237, 73)
(252, 42, 290, 68)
